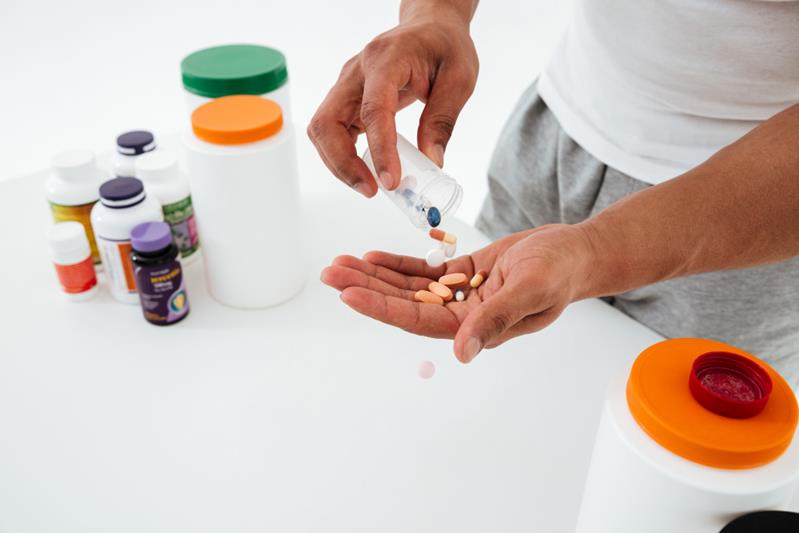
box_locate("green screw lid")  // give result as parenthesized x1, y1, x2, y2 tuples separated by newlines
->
(181, 44, 289, 98)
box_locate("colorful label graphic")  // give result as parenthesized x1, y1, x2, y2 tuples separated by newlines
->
(162, 196, 200, 260)
(97, 237, 138, 295)
(49, 201, 100, 264)
(134, 261, 189, 325)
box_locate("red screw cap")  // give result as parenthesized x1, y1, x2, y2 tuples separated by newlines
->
(689, 351, 773, 419)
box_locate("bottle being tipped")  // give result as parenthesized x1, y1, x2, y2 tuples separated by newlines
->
(362, 134, 463, 229)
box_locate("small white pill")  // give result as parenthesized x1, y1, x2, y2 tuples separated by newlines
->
(444, 243, 456, 257)
(425, 248, 446, 267)
(418, 360, 436, 379)
(455, 290, 465, 302)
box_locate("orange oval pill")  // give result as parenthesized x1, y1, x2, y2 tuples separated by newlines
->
(428, 281, 453, 301)
(415, 289, 444, 305)
(438, 273, 468, 287)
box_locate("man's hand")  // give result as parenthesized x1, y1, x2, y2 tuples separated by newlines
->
(307, 0, 479, 197)
(321, 224, 594, 362)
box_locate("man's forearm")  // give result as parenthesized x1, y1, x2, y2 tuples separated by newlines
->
(400, 0, 479, 25)
(577, 103, 799, 299)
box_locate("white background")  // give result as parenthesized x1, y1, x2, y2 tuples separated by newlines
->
(0, 0, 571, 222)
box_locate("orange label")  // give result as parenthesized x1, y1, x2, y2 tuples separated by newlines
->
(118, 242, 137, 291)
(50, 201, 100, 264)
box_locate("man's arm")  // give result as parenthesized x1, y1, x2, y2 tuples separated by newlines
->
(577, 103, 799, 299)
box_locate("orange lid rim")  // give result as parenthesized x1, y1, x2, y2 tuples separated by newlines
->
(191, 95, 284, 145)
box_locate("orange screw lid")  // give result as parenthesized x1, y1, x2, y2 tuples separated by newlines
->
(626, 338, 798, 469)
(191, 95, 283, 145)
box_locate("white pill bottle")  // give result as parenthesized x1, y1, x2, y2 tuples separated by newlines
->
(113, 130, 156, 178)
(181, 44, 291, 119)
(576, 338, 799, 533)
(362, 134, 462, 229)
(91, 177, 163, 304)
(184, 95, 304, 308)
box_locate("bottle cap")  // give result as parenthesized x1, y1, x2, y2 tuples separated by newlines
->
(191, 95, 283, 145)
(689, 351, 773, 419)
(626, 338, 798, 469)
(135, 149, 179, 182)
(51, 149, 97, 181)
(99, 177, 145, 208)
(48, 221, 90, 263)
(116, 130, 156, 156)
(181, 44, 288, 98)
(131, 221, 173, 253)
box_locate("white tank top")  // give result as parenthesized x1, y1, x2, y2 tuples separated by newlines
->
(537, 0, 799, 184)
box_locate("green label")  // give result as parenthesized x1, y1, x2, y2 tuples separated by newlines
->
(162, 196, 200, 258)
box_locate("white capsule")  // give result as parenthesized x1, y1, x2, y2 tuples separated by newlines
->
(455, 290, 465, 302)
(444, 243, 456, 257)
(425, 248, 446, 267)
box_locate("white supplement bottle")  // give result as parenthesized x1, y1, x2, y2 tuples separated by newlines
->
(181, 44, 291, 119)
(135, 149, 200, 264)
(113, 130, 156, 178)
(184, 95, 304, 308)
(48, 221, 99, 302)
(91, 177, 163, 304)
(45, 149, 105, 265)
(576, 338, 799, 533)
(362, 134, 462, 230)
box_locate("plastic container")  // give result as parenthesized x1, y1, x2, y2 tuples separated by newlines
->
(135, 149, 200, 264)
(184, 95, 304, 308)
(113, 130, 156, 178)
(362, 134, 462, 229)
(181, 44, 291, 118)
(575, 338, 799, 533)
(131, 221, 190, 326)
(45, 149, 105, 264)
(48, 221, 98, 301)
(91, 177, 163, 304)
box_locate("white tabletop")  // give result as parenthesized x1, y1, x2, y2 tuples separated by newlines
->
(0, 167, 670, 532)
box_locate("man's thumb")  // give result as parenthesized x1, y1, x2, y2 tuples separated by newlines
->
(454, 286, 523, 363)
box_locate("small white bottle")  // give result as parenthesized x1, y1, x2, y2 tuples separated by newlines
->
(91, 177, 163, 304)
(45, 149, 105, 265)
(135, 149, 201, 264)
(48, 221, 99, 302)
(113, 130, 156, 178)
(362, 134, 463, 229)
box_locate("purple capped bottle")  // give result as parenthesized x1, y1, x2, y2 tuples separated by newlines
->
(130, 221, 189, 325)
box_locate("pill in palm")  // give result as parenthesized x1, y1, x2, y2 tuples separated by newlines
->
(429, 228, 457, 244)
(470, 270, 488, 288)
(428, 281, 453, 301)
(438, 273, 468, 287)
(415, 289, 444, 305)
(418, 360, 436, 379)
(455, 289, 465, 302)
(425, 248, 446, 267)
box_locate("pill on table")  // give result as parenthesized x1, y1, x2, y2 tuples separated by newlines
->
(418, 360, 436, 379)
(444, 243, 456, 258)
(415, 289, 444, 305)
(438, 273, 468, 287)
(427, 207, 441, 227)
(428, 281, 453, 301)
(428, 228, 457, 244)
(470, 270, 488, 288)
(455, 290, 465, 302)
(425, 248, 446, 268)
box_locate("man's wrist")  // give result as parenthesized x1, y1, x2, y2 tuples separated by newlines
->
(399, 0, 477, 27)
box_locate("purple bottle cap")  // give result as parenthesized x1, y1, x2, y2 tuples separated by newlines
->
(131, 221, 173, 253)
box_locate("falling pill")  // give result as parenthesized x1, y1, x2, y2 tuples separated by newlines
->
(418, 360, 436, 379)
(425, 248, 446, 268)
(426, 207, 441, 227)
(429, 228, 457, 244)
(444, 243, 456, 258)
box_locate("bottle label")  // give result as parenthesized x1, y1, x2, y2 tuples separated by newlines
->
(97, 237, 138, 294)
(49, 201, 101, 264)
(134, 260, 189, 324)
(162, 196, 200, 259)
(54, 256, 98, 294)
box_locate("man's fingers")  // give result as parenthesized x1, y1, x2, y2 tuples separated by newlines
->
(320, 265, 417, 300)
(453, 284, 535, 363)
(417, 66, 477, 167)
(332, 255, 431, 291)
(362, 251, 455, 279)
(340, 286, 459, 338)
(361, 68, 404, 190)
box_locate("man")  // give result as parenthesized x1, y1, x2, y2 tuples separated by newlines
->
(308, 0, 799, 385)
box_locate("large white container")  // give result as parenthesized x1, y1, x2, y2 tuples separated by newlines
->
(576, 338, 799, 533)
(180, 44, 291, 119)
(91, 177, 163, 304)
(184, 95, 304, 308)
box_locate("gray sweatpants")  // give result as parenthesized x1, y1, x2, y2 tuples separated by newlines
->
(476, 83, 799, 387)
